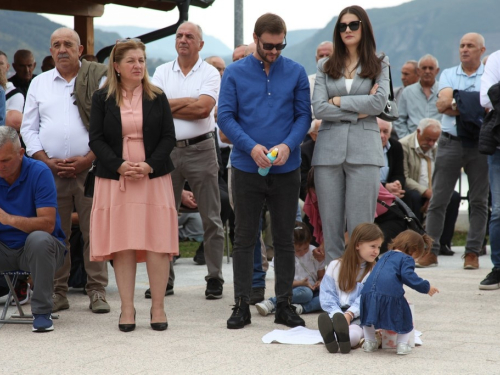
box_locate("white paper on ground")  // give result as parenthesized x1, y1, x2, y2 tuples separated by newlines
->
(262, 326, 324, 345)
(261, 327, 424, 346)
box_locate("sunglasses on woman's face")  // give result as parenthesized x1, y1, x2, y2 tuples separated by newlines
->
(338, 21, 362, 33)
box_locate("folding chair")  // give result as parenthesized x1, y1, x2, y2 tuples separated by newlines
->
(0, 271, 59, 324)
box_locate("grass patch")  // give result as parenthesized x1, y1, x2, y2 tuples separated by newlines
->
(179, 241, 200, 258)
(452, 231, 470, 247)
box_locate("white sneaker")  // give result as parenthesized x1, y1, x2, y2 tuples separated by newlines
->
(292, 304, 303, 315)
(396, 342, 412, 355)
(255, 300, 275, 316)
(362, 340, 379, 353)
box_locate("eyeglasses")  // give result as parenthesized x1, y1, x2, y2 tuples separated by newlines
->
(258, 37, 287, 51)
(116, 38, 141, 45)
(338, 21, 362, 33)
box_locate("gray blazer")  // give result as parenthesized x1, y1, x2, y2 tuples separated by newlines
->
(311, 56, 390, 167)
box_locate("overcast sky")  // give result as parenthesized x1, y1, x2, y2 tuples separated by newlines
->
(43, 0, 411, 49)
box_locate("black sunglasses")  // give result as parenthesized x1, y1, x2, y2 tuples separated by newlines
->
(259, 37, 287, 51)
(338, 21, 362, 33)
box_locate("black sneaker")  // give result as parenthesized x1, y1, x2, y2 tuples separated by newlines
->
(439, 244, 455, 256)
(479, 268, 500, 290)
(249, 287, 265, 305)
(227, 298, 251, 329)
(274, 301, 305, 327)
(193, 243, 206, 265)
(205, 278, 223, 299)
(145, 284, 174, 299)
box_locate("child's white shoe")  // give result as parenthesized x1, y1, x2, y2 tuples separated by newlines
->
(362, 340, 379, 353)
(292, 304, 303, 315)
(255, 300, 274, 316)
(396, 342, 412, 355)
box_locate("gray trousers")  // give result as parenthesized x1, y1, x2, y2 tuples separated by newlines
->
(315, 163, 380, 263)
(425, 136, 489, 255)
(0, 232, 65, 314)
(169, 138, 224, 285)
(53, 170, 108, 297)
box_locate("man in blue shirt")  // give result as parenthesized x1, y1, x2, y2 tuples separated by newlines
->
(417, 33, 488, 270)
(218, 13, 311, 329)
(0, 126, 65, 332)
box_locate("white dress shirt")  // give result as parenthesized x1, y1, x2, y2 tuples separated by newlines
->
(21, 67, 90, 159)
(152, 57, 220, 140)
(5, 82, 24, 112)
(480, 50, 500, 110)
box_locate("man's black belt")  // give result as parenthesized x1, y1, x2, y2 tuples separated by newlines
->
(175, 131, 214, 148)
(442, 131, 460, 141)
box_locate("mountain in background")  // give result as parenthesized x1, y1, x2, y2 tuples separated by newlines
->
(283, 0, 500, 86)
(2, 0, 500, 86)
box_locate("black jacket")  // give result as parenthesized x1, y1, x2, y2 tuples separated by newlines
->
(479, 83, 500, 155)
(385, 138, 406, 187)
(89, 88, 176, 180)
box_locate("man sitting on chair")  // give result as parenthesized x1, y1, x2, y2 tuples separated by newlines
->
(0, 126, 65, 332)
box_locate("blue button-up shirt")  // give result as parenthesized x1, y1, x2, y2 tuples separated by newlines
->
(218, 54, 311, 173)
(439, 64, 484, 136)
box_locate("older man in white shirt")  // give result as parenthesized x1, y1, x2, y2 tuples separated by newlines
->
(152, 21, 225, 300)
(21, 27, 109, 314)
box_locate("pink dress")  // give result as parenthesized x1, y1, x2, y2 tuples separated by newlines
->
(90, 87, 179, 262)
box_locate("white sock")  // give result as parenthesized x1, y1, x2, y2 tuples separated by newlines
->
(350, 325, 363, 347)
(363, 325, 376, 342)
(397, 332, 411, 344)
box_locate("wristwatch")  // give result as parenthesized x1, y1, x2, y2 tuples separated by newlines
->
(451, 98, 457, 111)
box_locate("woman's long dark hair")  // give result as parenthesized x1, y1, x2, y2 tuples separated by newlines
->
(323, 5, 381, 80)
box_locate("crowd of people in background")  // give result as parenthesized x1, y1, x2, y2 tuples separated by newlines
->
(0, 4, 499, 357)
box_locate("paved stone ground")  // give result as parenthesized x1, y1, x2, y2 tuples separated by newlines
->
(1, 247, 499, 374)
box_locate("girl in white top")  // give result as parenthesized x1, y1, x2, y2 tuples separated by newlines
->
(318, 223, 383, 354)
(256, 223, 325, 316)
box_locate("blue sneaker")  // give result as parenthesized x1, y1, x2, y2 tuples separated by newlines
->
(32, 313, 54, 332)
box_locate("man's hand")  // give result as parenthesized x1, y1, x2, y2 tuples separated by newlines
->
(181, 190, 197, 209)
(43, 157, 67, 175)
(57, 156, 92, 178)
(270, 144, 290, 166)
(251, 144, 271, 169)
(385, 180, 405, 198)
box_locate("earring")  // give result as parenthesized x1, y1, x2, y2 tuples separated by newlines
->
(117, 72, 120, 77)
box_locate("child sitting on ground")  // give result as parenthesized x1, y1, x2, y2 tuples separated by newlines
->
(360, 229, 439, 355)
(256, 223, 325, 317)
(317, 223, 383, 354)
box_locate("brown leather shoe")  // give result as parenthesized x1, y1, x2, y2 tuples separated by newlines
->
(463, 252, 479, 269)
(415, 252, 438, 268)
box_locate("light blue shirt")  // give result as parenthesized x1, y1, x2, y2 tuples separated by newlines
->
(380, 141, 391, 183)
(0, 86, 5, 125)
(393, 81, 441, 138)
(438, 64, 484, 136)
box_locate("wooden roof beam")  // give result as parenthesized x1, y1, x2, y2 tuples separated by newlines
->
(0, 0, 104, 17)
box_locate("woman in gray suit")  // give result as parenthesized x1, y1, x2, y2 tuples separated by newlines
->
(312, 5, 390, 263)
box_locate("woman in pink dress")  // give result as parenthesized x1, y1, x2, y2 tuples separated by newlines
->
(89, 39, 177, 332)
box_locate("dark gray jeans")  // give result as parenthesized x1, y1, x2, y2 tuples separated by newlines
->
(0, 231, 65, 314)
(231, 167, 300, 304)
(426, 136, 489, 255)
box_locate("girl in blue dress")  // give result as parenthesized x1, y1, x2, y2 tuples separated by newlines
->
(360, 230, 439, 355)
(318, 223, 383, 354)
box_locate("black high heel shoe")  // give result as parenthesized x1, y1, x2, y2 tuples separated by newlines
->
(150, 309, 168, 331)
(119, 309, 136, 332)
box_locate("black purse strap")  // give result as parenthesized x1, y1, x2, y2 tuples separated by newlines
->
(387, 64, 395, 101)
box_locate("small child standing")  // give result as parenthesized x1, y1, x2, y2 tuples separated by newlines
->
(318, 223, 383, 354)
(256, 223, 325, 318)
(360, 229, 439, 355)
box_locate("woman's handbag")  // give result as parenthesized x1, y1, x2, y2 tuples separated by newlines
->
(377, 61, 399, 122)
(83, 161, 96, 198)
